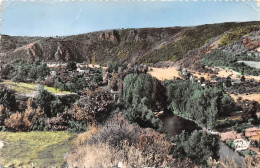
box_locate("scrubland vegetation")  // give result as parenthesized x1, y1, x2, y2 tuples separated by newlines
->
(0, 60, 259, 167)
(220, 25, 259, 46)
(0, 21, 260, 167)
(202, 50, 260, 76)
(139, 22, 260, 63)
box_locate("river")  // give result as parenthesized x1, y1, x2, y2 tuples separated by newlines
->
(161, 114, 245, 168)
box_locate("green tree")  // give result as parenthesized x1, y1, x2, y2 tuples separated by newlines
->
(171, 130, 220, 166)
(123, 73, 167, 131)
(35, 87, 56, 117)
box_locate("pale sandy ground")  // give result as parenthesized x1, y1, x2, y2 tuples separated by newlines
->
(0, 140, 3, 149)
(0, 141, 2, 168)
(231, 93, 260, 104)
(47, 63, 107, 69)
(148, 67, 182, 81)
(192, 67, 260, 82)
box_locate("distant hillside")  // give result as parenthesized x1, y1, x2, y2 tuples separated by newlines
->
(1, 21, 260, 66)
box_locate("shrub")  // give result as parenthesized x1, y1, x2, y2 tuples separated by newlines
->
(0, 105, 10, 126)
(66, 61, 77, 71)
(4, 98, 46, 131)
(107, 62, 127, 73)
(68, 88, 114, 124)
(67, 116, 178, 168)
(4, 112, 31, 131)
(108, 72, 119, 91)
(24, 98, 46, 131)
(0, 87, 18, 112)
(73, 125, 101, 146)
(47, 113, 71, 131)
(88, 118, 144, 147)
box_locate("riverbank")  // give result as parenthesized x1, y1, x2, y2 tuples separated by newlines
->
(162, 111, 260, 166)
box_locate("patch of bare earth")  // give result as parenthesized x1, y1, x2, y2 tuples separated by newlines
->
(230, 93, 260, 104)
(148, 66, 182, 81)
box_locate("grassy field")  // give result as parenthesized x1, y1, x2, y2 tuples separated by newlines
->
(0, 131, 76, 168)
(0, 80, 71, 94)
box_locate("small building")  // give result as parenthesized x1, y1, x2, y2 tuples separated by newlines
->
(256, 112, 260, 119)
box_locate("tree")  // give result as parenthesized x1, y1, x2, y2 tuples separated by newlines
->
(123, 73, 167, 131)
(199, 77, 205, 84)
(66, 61, 77, 71)
(240, 75, 245, 82)
(165, 80, 236, 129)
(225, 76, 232, 87)
(35, 87, 56, 117)
(171, 130, 220, 166)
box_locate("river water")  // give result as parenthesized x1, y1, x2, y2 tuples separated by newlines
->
(161, 114, 245, 168)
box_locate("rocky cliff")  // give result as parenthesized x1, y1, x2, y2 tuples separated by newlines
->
(1, 21, 260, 65)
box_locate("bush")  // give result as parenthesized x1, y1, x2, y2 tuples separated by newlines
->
(108, 72, 119, 91)
(240, 149, 257, 157)
(4, 98, 46, 131)
(68, 88, 114, 124)
(66, 61, 77, 71)
(68, 116, 178, 168)
(35, 87, 71, 117)
(0, 105, 10, 126)
(4, 112, 32, 131)
(107, 62, 127, 73)
(88, 118, 144, 147)
(0, 87, 18, 112)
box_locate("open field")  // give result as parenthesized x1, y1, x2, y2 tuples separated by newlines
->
(0, 80, 71, 95)
(148, 67, 182, 81)
(0, 131, 76, 167)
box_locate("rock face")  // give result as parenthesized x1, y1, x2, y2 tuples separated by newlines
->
(1, 21, 260, 65)
(0, 28, 185, 64)
(222, 31, 260, 57)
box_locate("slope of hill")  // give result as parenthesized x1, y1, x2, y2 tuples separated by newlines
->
(1, 21, 260, 66)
